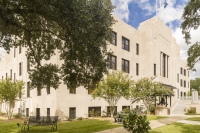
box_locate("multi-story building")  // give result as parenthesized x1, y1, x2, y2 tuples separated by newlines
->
(0, 16, 190, 118)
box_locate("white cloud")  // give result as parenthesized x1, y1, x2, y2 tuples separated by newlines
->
(111, 0, 133, 22)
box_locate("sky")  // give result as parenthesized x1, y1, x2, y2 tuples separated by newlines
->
(0, 0, 199, 79)
(111, 0, 200, 80)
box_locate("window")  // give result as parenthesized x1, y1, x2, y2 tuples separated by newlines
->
(188, 81, 189, 88)
(154, 64, 156, 76)
(6, 73, 7, 79)
(184, 80, 186, 88)
(47, 108, 50, 117)
(177, 74, 179, 83)
(188, 71, 189, 77)
(184, 92, 186, 96)
(88, 107, 101, 117)
(2, 76, 3, 80)
(36, 108, 40, 118)
(88, 82, 97, 94)
(26, 108, 29, 117)
(136, 63, 139, 75)
(18, 108, 20, 114)
(122, 106, 130, 111)
(107, 106, 117, 116)
(14, 47, 16, 58)
(70, 86, 76, 94)
(69, 107, 76, 119)
(27, 82, 30, 97)
(27, 58, 30, 72)
(184, 69, 186, 76)
(14, 73, 16, 82)
(180, 67, 183, 74)
(19, 91, 21, 99)
(181, 92, 183, 97)
(136, 43, 139, 55)
(180, 79, 182, 87)
(47, 88, 50, 94)
(19, 62, 22, 76)
(122, 59, 129, 73)
(10, 69, 12, 80)
(111, 31, 117, 46)
(122, 37, 129, 51)
(19, 45, 21, 54)
(37, 88, 41, 96)
(108, 55, 117, 70)
(177, 89, 179, 98)
(163, 54, 166, 77)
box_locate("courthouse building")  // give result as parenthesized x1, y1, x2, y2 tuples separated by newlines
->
(0, 16, 190, 118)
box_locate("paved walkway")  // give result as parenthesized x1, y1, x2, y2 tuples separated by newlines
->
(177, 120, 200, 125)
(95, 115, 200, 133)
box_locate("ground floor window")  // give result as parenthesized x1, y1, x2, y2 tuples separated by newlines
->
(47, 108, 50, 117)
(69, 107, 76, 119)
(88, 107, 101, 117)
(107, 106, 117, 116)
(36, 108, 40, 118)
(122, 106, 130, 112)
(18, 108, 20, 114)
(26, 108, 29, 117)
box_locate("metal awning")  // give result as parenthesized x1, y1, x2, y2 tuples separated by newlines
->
(162, 83, 177, 89)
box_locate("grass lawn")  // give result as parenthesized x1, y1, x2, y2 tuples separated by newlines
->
(0, 119, 122, 133)
(149, 122, 200, 133)
(0, 119, 6, 121)
(186, 117, 200, 122)
(147, 116, 168, 121)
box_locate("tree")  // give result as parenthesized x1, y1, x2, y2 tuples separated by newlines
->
(181, 0, 200, 71)
(130, 77, 171, 115)
(190, 78, 200, 94)
(91, 71, 134, 118)
(0, 78, 25, 119)
(0, 0, 115, 91)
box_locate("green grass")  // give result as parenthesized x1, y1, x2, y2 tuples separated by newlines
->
(147, 116, 168, 121)
(0, 119, 6, 121)
(186, 117, 200, 122)
(0, 119, 122, 133)
(149, 122, 200, 133)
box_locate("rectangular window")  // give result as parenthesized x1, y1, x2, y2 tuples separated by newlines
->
(122, 37, 129, 51)
(180, 67, 182, 74)
(2, 76, 3, 80)
(108, 55, 117, 70)
(184, 80, 186, 88)
(69, 107, 76, 119)
(154, 64, 156, 76)
(177, 89, 179, 98)
(122, 106, 130, 111)
(19, 62, 22, 76)
(88, 107, 101, 117)
(88, 82, 97, 94)
(14, 47, 16, 58)
(107, 106, 117, 116)
(27, 58, 30, 72)
(26, 108, 29, 117)
(122, 59, 129, 73)
(184, 69, 186, 76)
(36, 108, 40, 118)
(47, 108, 50, 117)
(136, 43, 139, 55)
(27, 82, 30, 97)
(180, 79, 182, 87)
(37, 88, 41, 96)
(163, 54, 166, 77)
(188, 81, 189, 88)
(10, 69, 12, 80)
(18, 108, 20, 114)
(136, 63, 139, 76)
(19, 45, 21, 54)
(6, 73, 7, 79)
(111, 31, 117, 46)
(14, 73, 16, 82)
(177, 74, 179, 83)
(188, 71, 189, 77)
(70, 87, 76, 94)
(47, 88, 50, 94)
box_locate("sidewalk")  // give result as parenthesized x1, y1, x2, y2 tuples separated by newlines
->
(95, 115, 198, 133)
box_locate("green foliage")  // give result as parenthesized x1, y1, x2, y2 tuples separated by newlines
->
(0, 0, 115, 91)
(123, 110, 151, 133)
(187, 91, 192, 96)
(77, 117, 83, 121)
(0, 78, 25, 119)
(181, 0, 200, 70)
(0, 112, 7, 116)
(92, 71, 135, 118)
(12, 113, 22, 119)
(190, 78, 200, 94)
(130, 77, 173, 115)
(185, 107, 197, 115)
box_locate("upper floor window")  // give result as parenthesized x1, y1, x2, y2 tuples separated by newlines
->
(163, 54, 166, 77)
(111, 31, 117, 46)
(14, 47, 16, 58)
(27, 82, 30, 97)
(19, 45, 22, 54)
(27, 58, 30, 72)
(122, 37, 129, 51)
(177, 74, 179, 83)
(180, 79, 182, 87)
(10, 69, 12, 80)
(88, 82, 97, 94)
(136, 43, 139, 55)
(37, 88, 41, 96)
(184, 69, 186, 76)
(184, 80, 186, 88)
(180, 67, 183, 74)
(19, 62, 22, 76)
(108, 55, 117, 70)
(136, 63, 139, 76)
(122, 59, 129, 73)
(188, 81, 189, 88)
(188, 71, 189, 77)
(70, 86, 76, 94)
(154, 64, 156, 76)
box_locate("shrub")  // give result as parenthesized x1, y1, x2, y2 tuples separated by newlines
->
(0, 113, 7, 116)
(66, 116, 72, 121)
(185, 107, 197, 115)
(123, 110, 151, 133)
(13, 113, 22, 119)
(77, 117, 83, 121)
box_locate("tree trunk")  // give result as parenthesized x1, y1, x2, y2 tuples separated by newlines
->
(110, 106, 115, 118)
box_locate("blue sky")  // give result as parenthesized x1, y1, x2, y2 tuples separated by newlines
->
(111, 0, 200, 79)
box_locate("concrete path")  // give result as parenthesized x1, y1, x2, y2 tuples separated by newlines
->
(177, 120, 200, 125)
(95, 115, 199, 133)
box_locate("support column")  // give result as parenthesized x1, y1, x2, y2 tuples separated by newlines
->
(155, 96, 156, 107)
(165, 55, 168, 78)
(160, 52, 163, 76)
(166, 96, 167, 107)
(170, 96, 171, 107)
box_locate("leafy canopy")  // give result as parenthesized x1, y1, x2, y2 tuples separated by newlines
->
(92, 71, 134, 117)
(181, 0, 200, 70)
(0, 0, 115, 90)
(190, 77, 200, 94)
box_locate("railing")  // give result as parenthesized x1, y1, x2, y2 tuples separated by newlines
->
(179, 96, 200, 102)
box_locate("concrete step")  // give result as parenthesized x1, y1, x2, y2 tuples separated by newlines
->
(172, 102, 186, 115)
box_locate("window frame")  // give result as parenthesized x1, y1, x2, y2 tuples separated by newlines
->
(47, 108, 50, 117)
(136, 63, 139, 76)
(110, 31, 117, 46)
(69, 107, 76, 119)
(27, 82, 30, 97)
(136, 43, 139, 55)
(19, 45, 21, 54)
(108, 55, 117, 70)
(154, 64, 156, 76)
(122, 37, 130, 51)
(122, 59, 129, 73)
